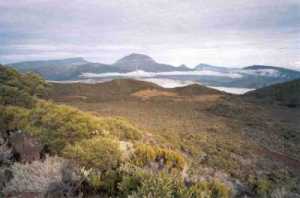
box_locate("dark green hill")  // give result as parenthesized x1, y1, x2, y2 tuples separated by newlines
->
(246, 79, 300, 107)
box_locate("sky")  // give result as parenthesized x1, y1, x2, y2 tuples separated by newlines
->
(0, 0, 299, 69)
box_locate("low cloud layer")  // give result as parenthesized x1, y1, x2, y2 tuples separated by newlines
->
(81, 70, 243, 79)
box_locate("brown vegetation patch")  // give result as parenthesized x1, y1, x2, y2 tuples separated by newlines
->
(48, 79, 300, 186)
(172, 94, 222, 103)
(56, 95, 88, 101)
(132, 88, 222, 103)
(132, 89, 178, 100)
(256, 146, 300, 171)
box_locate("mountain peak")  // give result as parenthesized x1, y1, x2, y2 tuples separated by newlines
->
(112, 53, 159, 71)
(196, 63, 213, 68)
(62, 57, 87, 62)
(177, 64, 191, 70)
(115, 53, 156, 65)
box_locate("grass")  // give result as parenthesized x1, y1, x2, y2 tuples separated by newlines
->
(2, 64, 300, 197)
(48, 79, 300, 195)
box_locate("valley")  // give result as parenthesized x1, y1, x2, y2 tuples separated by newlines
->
(48, 79, 300, 196)
(1, 62, 300, 197)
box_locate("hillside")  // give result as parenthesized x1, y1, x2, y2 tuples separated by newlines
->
(0, 65, 233, 197)
(49, 79, 161, 102)
(49, 78, 300, 197)
(1, 64, 300, 197)
(9, 59, 127, 80)
(245, 79, 300, 108)
(112, 53, 192, 72)
(10, 57, 89, 70)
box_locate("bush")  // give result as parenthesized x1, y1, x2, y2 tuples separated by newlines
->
(131, 144, 186, 171)
(26, 101, 107, 152)
(0, 66, 49, 108)
(21, 72, 49, 97)
(117, 164, 146, 196)
(63, 137, 121, 171)
(126, 169, 231, 198)
(1, 100, 143, 154)
(0, 85, 35, 108)
(255, 178, 272, 198)
(129, 172, 177, 198)
(0, 106, 30, 133)
(103, 117, 143, 141)
(20, 101, 142, 153)
(80, 168, 123, 195)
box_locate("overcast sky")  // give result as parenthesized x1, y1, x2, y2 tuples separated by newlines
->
(0, 0, 299, 69)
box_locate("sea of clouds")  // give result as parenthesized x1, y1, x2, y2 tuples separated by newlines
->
(80, 70, 243, 79)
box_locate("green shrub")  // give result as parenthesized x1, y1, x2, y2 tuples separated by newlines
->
(0, 106, 30, 132)
(1, 99, 143, 154)
(0, 66, 49, 108)
(254, 178, 272, 198)
(21, 101, 142, 152)
(98, 169, 122, 195)
(63, 137, 121, 171)
(103, 117, 143, 141)
(132, 144, 186, 171)
(126, 170, 231, 198)
(85, 170, 102, 189)
(81, 168, 123, 195)
(251, 170, 298, 198)
(0, 85, 35, 108)
(179, 180, 231, 198)
(129, 172, 177, 198)
(118, 164, 145, 196)
(26, 101, 106, 152)
(21, 72, 49, 97)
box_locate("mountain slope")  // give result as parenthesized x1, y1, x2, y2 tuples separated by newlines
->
(9, 61, 126, 81)
(1, 65, 223, 197)
(49, 78, 300, 197)
(194, 64, 300, 88)
(1, 65, 300, 197)
(245, 78, 300, 107)
(10, 57, 88, 70)
(7, 55, 300, 90)
(112, 53, 192, 72)
(226, 66, 300, 88)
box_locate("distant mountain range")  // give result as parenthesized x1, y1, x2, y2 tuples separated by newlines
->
(112, 53, 192, 72)
(7, 53, 300, 89)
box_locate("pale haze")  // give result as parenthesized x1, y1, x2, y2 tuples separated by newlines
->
(0, 0, 299, 69)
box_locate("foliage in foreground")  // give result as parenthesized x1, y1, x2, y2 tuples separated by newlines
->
(63, 137, 122, 171)
(131, 143, 186, 171)
(0, 101, 143, 153)
(0, 65, 233, 197)
(118, 164, 231, 198)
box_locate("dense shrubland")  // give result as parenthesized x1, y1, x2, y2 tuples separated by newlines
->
(0, 65, 233, 197)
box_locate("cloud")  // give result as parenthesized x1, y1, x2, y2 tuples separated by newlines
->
(208, 86, 255, 95)
(139, 78, 195, 88)
(81, 70, 243, 79)
(0, 0, 299, 69)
